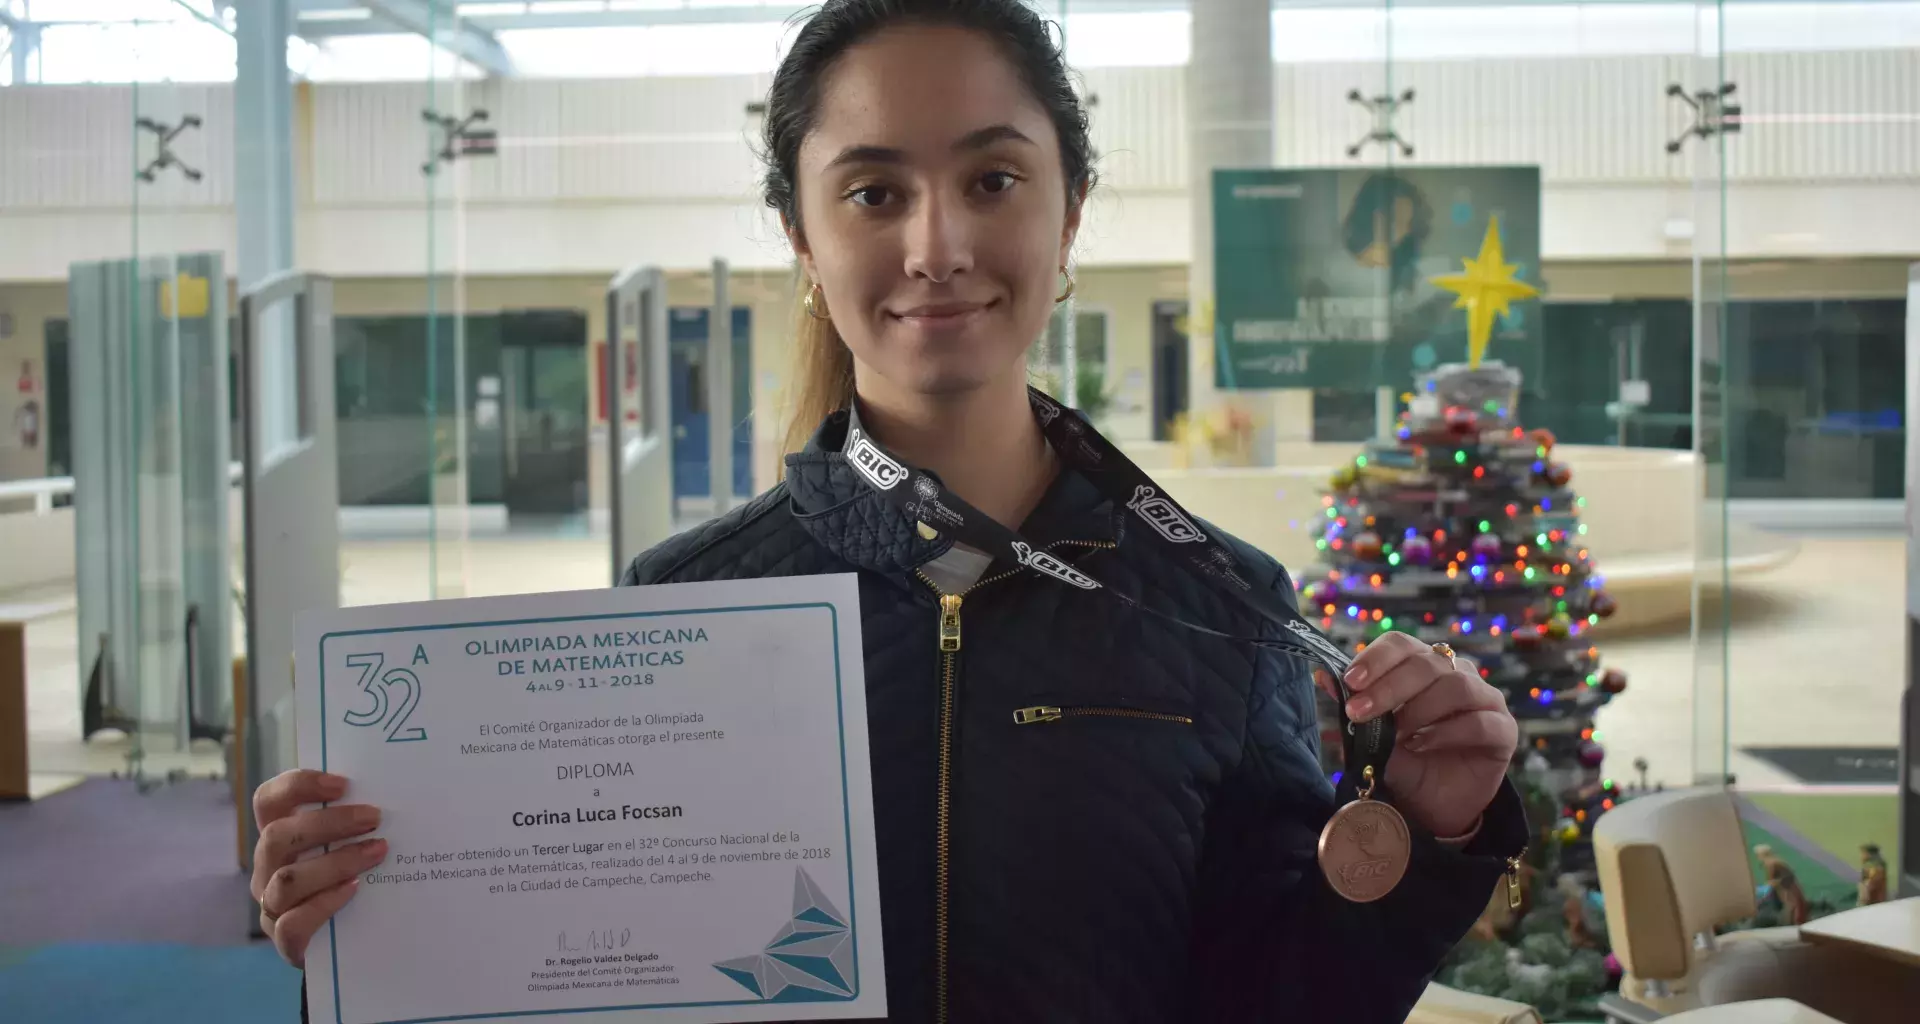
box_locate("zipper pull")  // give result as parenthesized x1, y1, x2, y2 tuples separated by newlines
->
(939, 593, 963, 653)
(1505, 851, 1526, 909)
(1013, 706, 1063, 725)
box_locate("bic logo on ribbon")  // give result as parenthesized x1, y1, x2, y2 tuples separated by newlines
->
(342, 652, 428, 742)
(1126, 486, 1206, 544)
(1013, 542, 1101, 591)
(846, 429, 906, 491)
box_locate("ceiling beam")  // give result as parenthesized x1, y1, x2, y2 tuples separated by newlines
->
(349, 0, 516, 75)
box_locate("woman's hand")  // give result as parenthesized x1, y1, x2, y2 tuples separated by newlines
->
(251, 769, 387, 967)
(1312, 631, 1517, 840)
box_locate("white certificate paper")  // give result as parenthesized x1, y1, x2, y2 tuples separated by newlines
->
(295, 575, 886, 1024)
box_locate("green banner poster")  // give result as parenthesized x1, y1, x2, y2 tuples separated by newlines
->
(1212, 166, 1542, 389)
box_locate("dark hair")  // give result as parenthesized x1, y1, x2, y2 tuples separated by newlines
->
(762, 0, 1096, 230)
(766, 0, 1098, 458)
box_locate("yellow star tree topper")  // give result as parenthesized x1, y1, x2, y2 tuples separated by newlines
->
(1429, 215, 1539, 368)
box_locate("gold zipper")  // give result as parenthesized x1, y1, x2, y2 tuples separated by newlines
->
(938, 594, 962, 652)
(1505, 849, 1527, 908)
(912, 537, 1113, 1023)
(1012, 705, 1194, 726)
(933, 607, 957, 1023)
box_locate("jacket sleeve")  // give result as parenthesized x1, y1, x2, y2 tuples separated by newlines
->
(1187, 576, 1530, 1023)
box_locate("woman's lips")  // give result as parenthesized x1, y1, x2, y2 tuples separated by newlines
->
(892, 300, 994, 329)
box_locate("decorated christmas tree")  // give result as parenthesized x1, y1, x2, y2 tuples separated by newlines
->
(1296, 218, 1630, 1014)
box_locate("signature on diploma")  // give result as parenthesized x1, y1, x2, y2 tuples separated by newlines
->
(558, 927, 635, 953)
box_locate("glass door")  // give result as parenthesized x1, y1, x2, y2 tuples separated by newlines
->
(421, 18, 471, 601)
(1707, 1, 1915, 857)
(1688, 0, 1734, 787)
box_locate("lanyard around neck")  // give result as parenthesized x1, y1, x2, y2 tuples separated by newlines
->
(840, 388, 1391, 774)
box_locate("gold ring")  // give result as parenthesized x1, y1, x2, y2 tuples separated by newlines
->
(1430, 642, 1457, 663)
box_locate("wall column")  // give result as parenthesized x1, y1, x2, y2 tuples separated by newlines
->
(1188, 0, 1309, 461)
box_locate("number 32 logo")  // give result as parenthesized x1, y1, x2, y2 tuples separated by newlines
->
(342, 652, 427, 742)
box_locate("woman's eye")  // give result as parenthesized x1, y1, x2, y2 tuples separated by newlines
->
(980, 171, 1018, 194)
(847, 185, 891, 208)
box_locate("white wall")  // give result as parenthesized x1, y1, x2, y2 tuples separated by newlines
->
(1, 47, 1916, 280)
(0, 507, 74, 592)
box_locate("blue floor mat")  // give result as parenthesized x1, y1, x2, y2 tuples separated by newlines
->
(0, 943, 303, 1024)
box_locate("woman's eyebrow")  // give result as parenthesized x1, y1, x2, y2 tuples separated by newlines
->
(826, 144, 907, 169)
(952, 124, 1034, 152)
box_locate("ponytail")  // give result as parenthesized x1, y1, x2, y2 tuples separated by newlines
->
(780, 280, 856, 464)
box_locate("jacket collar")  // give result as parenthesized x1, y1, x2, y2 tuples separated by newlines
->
(784, 409, 1121, 579)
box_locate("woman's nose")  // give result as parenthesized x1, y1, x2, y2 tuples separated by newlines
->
(902, 192, 974, 283)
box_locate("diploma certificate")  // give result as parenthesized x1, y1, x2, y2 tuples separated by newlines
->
(295, 575, 886, 1024)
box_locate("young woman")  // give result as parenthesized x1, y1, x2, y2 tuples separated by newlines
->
(254, 1, 1526, 1019)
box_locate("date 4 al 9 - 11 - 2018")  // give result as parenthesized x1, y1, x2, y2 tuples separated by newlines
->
(528, 674, 658, 693)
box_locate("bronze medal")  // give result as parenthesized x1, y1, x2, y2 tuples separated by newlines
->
(1318, 794, 1411, 902)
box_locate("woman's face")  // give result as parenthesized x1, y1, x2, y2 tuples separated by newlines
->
(791, 24, 1080, 399)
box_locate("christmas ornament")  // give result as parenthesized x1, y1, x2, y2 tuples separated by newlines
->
(1349, 531, 1382, 562)
(1590, 592, 1617, 619)
(1471, 533, 1503, 560)
(1444, 407, 1480, 438)
(1599, 668, 1627, 695)
(1331, 465, 1358, 489)
(1556, 820, 1583, 844)
(1512, 626, 1543, 650)
(1531, 427, 1556, 452)
(1547, 613, 1572, 639)
(1578, 741, 1606, 769)
(1402, 535, 1434, 565)
(1428, 216, 1541, 368)
(1545, 462, 1573, 488)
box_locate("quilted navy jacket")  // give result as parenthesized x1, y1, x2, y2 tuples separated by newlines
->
(617, 410, 1529, 1023)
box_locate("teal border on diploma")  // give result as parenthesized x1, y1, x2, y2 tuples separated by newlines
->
(316, 601, 860, 1024)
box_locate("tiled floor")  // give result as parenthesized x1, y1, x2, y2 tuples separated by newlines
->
(12, 531, 1903, 792)
(1591, 533, 1905, 790)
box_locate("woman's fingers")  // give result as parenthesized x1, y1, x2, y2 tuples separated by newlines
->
(261, 838, 388, 919)
(1343, 639, 1459, 722)
(1393, 663, 1504, 734)
(253, 769, 347, 829)
(1404, 708, 1519, 756)
(251, 804, 382, 904)
(1341, 631, 1429, 697)
(269, 877, 361, 969)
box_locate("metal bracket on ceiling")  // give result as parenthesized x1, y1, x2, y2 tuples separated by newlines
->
(1347, 88, 1415, 159)
(137, 115, 204, 183)
(1665, 82, 1742, 154)
(422, 108, 499, 176)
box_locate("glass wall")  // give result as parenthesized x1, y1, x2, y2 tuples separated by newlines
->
(1712, 0, 1914, 878)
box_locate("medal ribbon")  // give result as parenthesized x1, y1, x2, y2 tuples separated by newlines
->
(841, 388, 1393, 788)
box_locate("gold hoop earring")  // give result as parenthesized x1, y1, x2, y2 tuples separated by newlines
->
(1054, 266, 1075, 304)
(803, 282, 831, 321)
